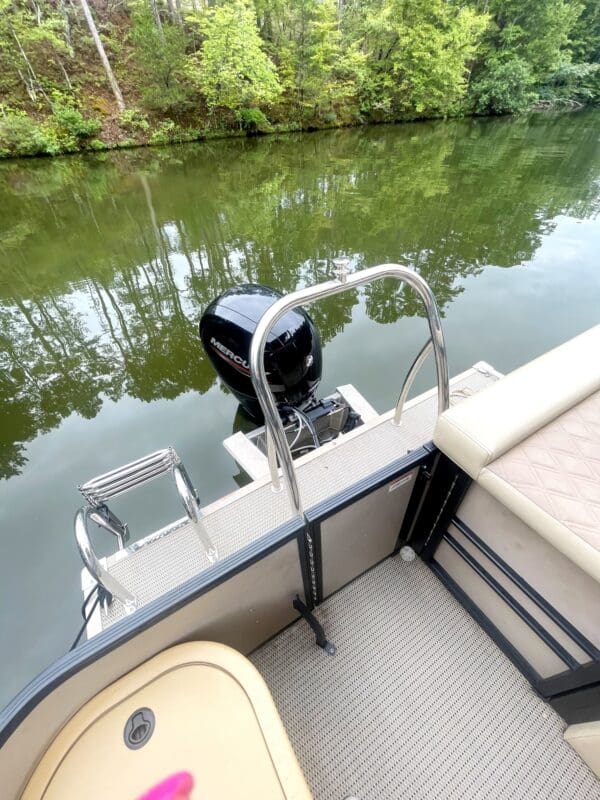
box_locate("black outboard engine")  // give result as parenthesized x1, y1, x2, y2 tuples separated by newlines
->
(199, 284, 322, 422)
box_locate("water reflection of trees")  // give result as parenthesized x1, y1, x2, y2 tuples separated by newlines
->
(1, 112, 599, 477)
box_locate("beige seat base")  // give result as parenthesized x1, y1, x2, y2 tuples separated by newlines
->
(21, 642, 312, 800)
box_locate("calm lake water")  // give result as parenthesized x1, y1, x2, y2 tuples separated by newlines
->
(1, 112, 599, 709)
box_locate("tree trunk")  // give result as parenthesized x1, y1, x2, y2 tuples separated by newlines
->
(174, 0, 183, 25)
(17, 68, 37, 103)
(59, 0, 74, 53)
(149, 0, 164, 36)
(78, 0, 126, 111)
(56, 56, 74, 90)
(29, 0, 42, 25)
(165, 0, 181, 26)
(12, 27, 51, 106)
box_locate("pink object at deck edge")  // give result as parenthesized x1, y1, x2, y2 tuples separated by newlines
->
(137, 771, 194, 800)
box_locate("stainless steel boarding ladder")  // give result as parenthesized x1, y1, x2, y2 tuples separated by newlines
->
(74, 447, 218, 614)
(249, 261, 450, 517)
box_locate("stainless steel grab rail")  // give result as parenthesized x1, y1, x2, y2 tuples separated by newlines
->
(249, 263, 449, 516)
(74, 507, 138, 613)
(393, 338, 433, 426)
(75, 447, 218, 613)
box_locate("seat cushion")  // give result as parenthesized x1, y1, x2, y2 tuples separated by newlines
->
(21, 642, 312, 800)
(433, 326, 600, 582)
(479, 390, 600, 583)
(565, 721, 600, 779)
(434, 326, 600, 480)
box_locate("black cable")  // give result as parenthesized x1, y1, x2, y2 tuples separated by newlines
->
(69, 585, 100, 651)
(80, 584, 99, 620)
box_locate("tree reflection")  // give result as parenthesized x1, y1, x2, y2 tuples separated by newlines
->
(0, 112, 599, 477)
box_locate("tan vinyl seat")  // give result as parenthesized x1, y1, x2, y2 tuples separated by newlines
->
(434, 326, 600, 583)
(565, 721, 600, 779)
(21, 642, 312, 800)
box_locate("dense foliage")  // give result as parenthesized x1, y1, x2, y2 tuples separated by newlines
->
(0, 0, 598, 157)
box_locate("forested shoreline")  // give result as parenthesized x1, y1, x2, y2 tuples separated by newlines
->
(0, 0, 598, 159)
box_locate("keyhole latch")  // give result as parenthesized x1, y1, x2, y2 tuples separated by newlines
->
(124, 707, 155, 750)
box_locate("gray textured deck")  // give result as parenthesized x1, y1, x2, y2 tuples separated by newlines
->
(252, 557, 600, 800)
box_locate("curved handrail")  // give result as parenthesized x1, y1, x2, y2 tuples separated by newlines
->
(74, 507, 138, 613)
(249, 263, 449, 516)
(392, 337, 433, 426)
(172, 463, 219, 564)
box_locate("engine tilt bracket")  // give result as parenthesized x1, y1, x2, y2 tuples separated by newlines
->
(293, 595, 336, 656)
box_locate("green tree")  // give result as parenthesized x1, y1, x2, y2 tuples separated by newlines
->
(570, 0, 600, 63)
(539, 61, 600, 106)
(470, 56, 537, 114)
(0, 0, 71, 106)
(196, 0, 281, 113)
(469, 0, 584, 113)
(390, 2, 489, 115)
(566, 0, 600, 104)
(345, 0, 489, 118)
(260, 0, 366, 124)
(131, 4, 192, 113)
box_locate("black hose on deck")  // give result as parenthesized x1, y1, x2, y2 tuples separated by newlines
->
(69, 584, 100, 651)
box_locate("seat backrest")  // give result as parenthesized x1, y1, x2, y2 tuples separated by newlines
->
(434, 326, 600, 479)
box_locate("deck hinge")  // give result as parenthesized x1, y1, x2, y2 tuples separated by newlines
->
(293, 595, 336, 655)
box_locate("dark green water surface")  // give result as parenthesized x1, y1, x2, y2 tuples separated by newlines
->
(1, 112, 599, 709)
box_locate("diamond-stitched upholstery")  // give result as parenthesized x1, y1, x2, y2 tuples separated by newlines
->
(433, 327, 600, 581)
(486, 391, 600, 552)
(434, 326, 600, 480)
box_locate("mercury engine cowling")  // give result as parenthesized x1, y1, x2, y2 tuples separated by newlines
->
(199, 284, 322, 422)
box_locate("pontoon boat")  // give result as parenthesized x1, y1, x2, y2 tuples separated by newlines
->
(1, 262, 599, 799)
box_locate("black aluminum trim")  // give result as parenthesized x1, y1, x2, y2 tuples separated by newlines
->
(414, 456, 471, 561)
(0, 516, 305, 748)
(296, 528, 315, 610)
(539, 660, 600, 698)
(312, 520, 324, 605)
(304, 447, 431, 523)
(443, 532, 579, 670)
(452, 516, 600, 661)
(430, 560, 542, 687)
(394, 453, 436, 552)
(550, 682, 600, 724)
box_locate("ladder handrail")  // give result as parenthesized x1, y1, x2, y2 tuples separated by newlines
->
(74, 448, 218, 615)
(74, 506, 138, 613)
(249, 263, 449, 516)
